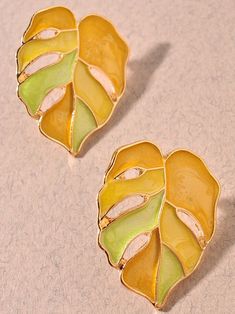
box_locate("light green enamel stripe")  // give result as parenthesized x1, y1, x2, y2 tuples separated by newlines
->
(18, 30, 77, 72)
(99, 190, 164, 266)
(71, 98, 97, 154)
(18, 50, 77, 116)
(157, 245, 184, 306)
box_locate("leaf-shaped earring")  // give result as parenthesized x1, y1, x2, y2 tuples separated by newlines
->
(17, 6, 129, 156)
(98, 141, 220, 309)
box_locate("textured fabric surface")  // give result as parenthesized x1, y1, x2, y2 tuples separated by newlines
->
(0, 0, 234, 313)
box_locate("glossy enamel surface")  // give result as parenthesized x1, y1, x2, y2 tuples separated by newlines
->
(160, 202, 202, 274)
(98, 141, 220, 309)
(18, 30, 77, 72)
(166, 150, 219, 241)
(73, 60, 114, 125)
(23, 7, 77, 42)
(157, 244, 184, 305)
(19, 50, 76, 116)
(99, 169, 165, 217)
(122, 229, 160, 303)
(79, 15, 129, 97)
(71, 98, 97, 153)
(100, 191, 164, 265)
(40, 83, 74, 149)
(17, 6, 128, 155)
(106, 141, 164, 181)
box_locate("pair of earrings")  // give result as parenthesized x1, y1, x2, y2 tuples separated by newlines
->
(16, 6, 220, 310)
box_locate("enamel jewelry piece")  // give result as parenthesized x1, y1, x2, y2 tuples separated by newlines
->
(17, 6, 129, 156)
(98, 141, 220, 309)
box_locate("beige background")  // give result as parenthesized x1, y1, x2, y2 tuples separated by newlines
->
(0, 0, 234, 313)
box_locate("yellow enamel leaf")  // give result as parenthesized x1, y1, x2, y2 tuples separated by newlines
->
(98, 141, 220, 308)
(17, 6, 129, 155)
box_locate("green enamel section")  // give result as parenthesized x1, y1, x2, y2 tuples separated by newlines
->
(72, 98, 97, 153)
(157, 245, 184, 306)
(18, 50, 77, 116)
(99, 190, 164, 266)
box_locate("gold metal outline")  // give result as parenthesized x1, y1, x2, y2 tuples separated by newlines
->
(97, 140, 221, 309)
(16, 6, 130, 156)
